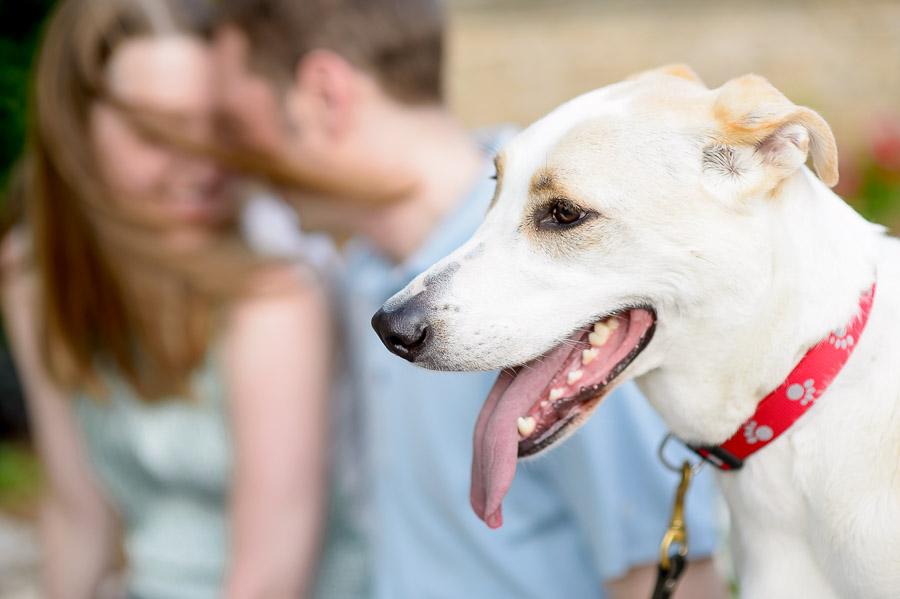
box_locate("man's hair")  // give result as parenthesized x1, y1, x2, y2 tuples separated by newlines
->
(220, 0, 446, 104)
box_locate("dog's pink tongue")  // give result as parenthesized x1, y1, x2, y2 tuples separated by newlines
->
(470, 339, 576, 529)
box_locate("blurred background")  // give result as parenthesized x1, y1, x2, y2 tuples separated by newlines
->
(0, 0, 898, 595)
(443, 0, 900, 228)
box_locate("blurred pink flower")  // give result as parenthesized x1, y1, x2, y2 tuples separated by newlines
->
(867, 112, 900, 172)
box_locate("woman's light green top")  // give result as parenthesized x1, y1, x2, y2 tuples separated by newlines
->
(74, 353, 369, 599)
(75, 357, 231, 599)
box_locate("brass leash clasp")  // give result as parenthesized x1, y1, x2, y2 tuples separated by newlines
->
(659, 461, 692, 571)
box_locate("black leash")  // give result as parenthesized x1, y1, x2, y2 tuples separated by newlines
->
(652, 553, 687, 599)
(651, 452, 697, 599)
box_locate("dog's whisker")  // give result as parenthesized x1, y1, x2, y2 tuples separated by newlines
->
(558, 339, 589, 348)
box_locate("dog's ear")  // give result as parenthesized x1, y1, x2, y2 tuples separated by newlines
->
(708, 74, 838, 189)
(628, 63, 705, 86)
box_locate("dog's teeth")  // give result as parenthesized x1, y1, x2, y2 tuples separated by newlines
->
(589, 330, 610, 347)
(582, 348, 599, 365)
(517, 416, 536, 437)
(540, 400, 550, 408)
(567, 370, 583, 385)
(590, 323, 612, 346)
(549, 387, 564, 401)
(607, 317, 620, 330)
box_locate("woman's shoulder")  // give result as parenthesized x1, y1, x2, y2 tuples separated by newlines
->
(222, 262, 334, 392)
(238, 262, 328, 307)
(0, 228, 38, 316)
(226, 262, 331, 339)
(0, 226, 32, 283)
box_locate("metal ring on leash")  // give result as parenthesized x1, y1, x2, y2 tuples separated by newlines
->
(657, 433, 706, 475)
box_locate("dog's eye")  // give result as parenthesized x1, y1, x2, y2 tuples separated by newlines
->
(550, 200, 585, 225)
(534, 199, 594, 231)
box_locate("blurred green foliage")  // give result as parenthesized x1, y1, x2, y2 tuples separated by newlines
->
(854, 164, 900, 231)
(0, 0, 57, 193)
(0, 442, 42, 516)
(0, 1, 55, 508)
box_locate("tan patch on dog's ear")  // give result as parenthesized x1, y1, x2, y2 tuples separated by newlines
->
(713, 74, 838, 187)
(628, 63, 706, 86)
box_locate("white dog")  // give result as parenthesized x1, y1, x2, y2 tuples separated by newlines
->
(371, 65, 900, 598)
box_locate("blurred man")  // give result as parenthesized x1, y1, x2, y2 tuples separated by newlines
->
(214, 1, 728, 597)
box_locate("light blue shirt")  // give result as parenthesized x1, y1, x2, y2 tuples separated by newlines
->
(338, 134, 721, 599)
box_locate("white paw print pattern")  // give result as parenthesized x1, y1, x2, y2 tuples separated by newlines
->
(786, 378, 816, 406)
(828, 326, 854, 350)
(743, 421, 773, 444)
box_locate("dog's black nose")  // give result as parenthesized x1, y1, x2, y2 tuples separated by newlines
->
(371, 300, 430, 362)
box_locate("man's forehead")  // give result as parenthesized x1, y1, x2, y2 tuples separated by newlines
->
(215, 24, 249, 52)
(211, 30, 290, 156)
(214, 25, 259, 83)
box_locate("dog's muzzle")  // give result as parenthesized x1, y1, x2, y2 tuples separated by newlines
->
(371, 295, 431, 362)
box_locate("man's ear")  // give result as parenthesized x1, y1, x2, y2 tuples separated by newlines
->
(706, 74, 838, 189)
(628, 63, 706, 87)
(288, 49, 356, 139)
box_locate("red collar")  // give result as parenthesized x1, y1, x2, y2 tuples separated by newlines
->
(692, 281, 877, 471)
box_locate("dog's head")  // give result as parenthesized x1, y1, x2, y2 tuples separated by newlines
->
(372, 65, 838, 527)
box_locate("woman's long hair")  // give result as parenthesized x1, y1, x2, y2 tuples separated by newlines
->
(12, 0, 254, 400)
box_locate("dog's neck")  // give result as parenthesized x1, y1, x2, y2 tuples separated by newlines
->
(764, 169, 879, 345)
(643, 167, 881, 445)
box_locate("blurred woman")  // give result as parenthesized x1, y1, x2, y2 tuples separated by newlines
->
(0, 0, 331, 597)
